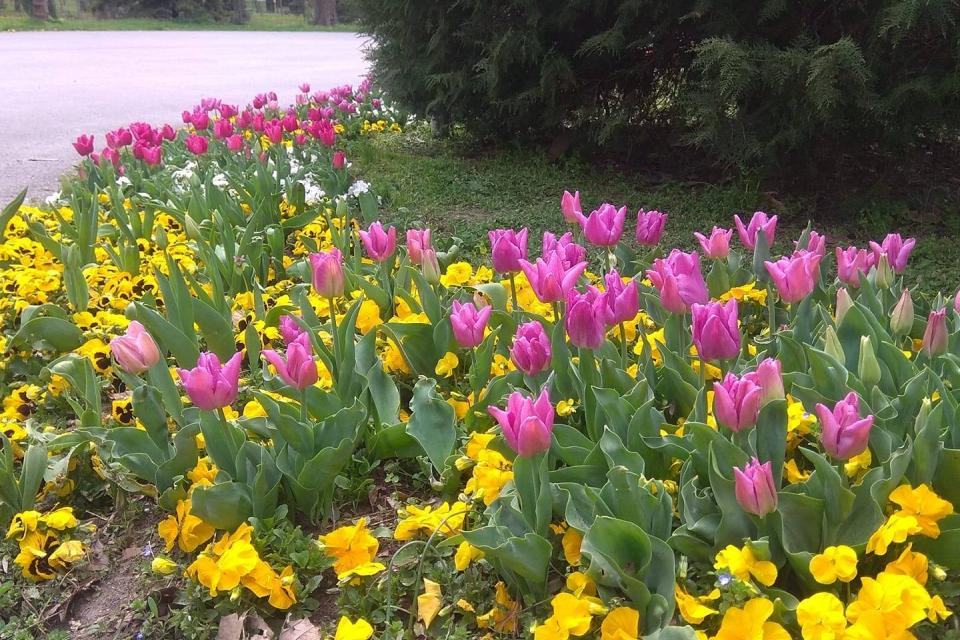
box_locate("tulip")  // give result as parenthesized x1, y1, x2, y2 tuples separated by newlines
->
(646, 249, 709, 314)
(519, 253, 588, 304)
(955, 288, 960, 314)
(922, 309, 948, 358)
(226, 135, 244, 152)
(406, 229, 432, 265)
(561, 190, 582, 224)
(858, 335, 881, 388)
(213, 119, 234, 140)
(309, 248, 345, 298)
(875, 254, 893, 290)
(713, 372, 761, 432)
(869, 234, 916, 274)
(106, 127, 133, 149)
(299, 83, 311, 93)
(692, 299, 740, 361)
(109, 321, 161, 375)
(488, 229, 529, 273)
(184, 134, 208, 156)
(576, 203, 626, 247)
(141, 146, 162, 167)
(488, 390, 554, 458)
(332, 151, 346, 170)
(72, 135, 95, 157)
(890, 289, 914, 336)
(814, 392, 874, 460)
(176, 351, 243, 411)
(824, 326, 845, 363)
(756, 358, 784, 407)
(764, 251, 822, 303)
(836, 288, 853, 324)
(161, 124, 176, 141)
(219, 104, 238, 119)
(510, 321, 552, 377)
(636, 209, 667, 246)
(694, 227, 732, 260)
(542, 231, 586, 270)
(798, 230, 827, 257)
(191, 113, 210, 131)
(734, 212, 777, 250)
(264, 121, 284, 144)
(566, 287, 607, 349)
(835, 246, 874, 287)
(450, 300, 493, 349)
(262, 334, 318, 390)
(601, 269, 639, 326)
(421, 248, 441, 285)
(100, 147, 120, 167)
(359, 222, 397, 262)
(734, 458, 778, 517)
(279, 315, 306, 345)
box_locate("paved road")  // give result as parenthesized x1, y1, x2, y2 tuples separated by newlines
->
(0, 30, 369, 203)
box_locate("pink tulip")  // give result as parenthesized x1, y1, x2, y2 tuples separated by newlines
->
(184, 134, 208, 156)
(869, 234, 916, 274)
(713, 372, 761, 432)
(734, 458, 778, 517)
(279, 315, 306, 345)
(161, 124, 176, 141)
(756, 358, 784, 406)
(450, 300, 492, 349)
(299, 83, 311, 93)
(566, 287, 607, 349)
(359, 222, 397, 262)
(601, 269, 639, 326)
(691, 299, 740, 361)
(176, 352, 243, 411)
(489, 390, 554, 457)
(219, 104, 238, 119)
(191, 113, 210, 131)
(226, 135, 244, 152)
(764, 251, 822, 303)
(836, 246, 875, 288)
(923, 309, 948, 358)
(734, 212, 777, 250)
(106, 127, 133, 149)
(955, 289, 960, 314)
(814, 392, 874, 460)
(73, 135, 95, 157)
(694, 227, 732, 260)
(519, 253, 588, 304)
(421, 248, 441, 285)
(262, 334, 317, 390)
(141, 146, 162, 167)
(798, 230, 827, 257)
(636, 209, 667, 246)
(309, 248, 344, 298)
(576, 203, 626, 247)
(109, 321, 161, 374)
(489, 229, 529, 274)
(406, 229, 432, 265)
(542, 231, 586, 270)
(510, 321, 552, 377)
(213, 119, 234, 140)
(264, 121, 284, 144)
(646, 250, 709, 314)
(332, 151, 346, 169)
(100, 147, 120, 168)
(561, 190, 582, 224)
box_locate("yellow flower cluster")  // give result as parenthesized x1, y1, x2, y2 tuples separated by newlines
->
(460, 432, 514, 506)
(393, 501, 471, 540)
(7, 507, 86, 580)
(317, 517, 385, 580)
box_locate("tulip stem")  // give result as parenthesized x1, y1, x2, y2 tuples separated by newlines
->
(698, 358, 708, 419)
(766, 284, 777, 338)
(300, 388, 308, 423)
(328, 296, 340, 371)
(509, 273, 520, 317)
(618, 321, 629, 371)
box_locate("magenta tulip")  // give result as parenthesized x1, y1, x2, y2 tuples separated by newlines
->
(184, 134, 209, 156)
(109, 321, 161, 375)
(106, 127, 132, 149)
(713, 372, 761, 432)
(692, 299, 740, 361)
(646, 249, 709, 314)
(450, 300, 493, 349)
(359, 222, 397, 262)
(836, 246, 875, 288)
(519, 253, 588, 304)
(694, 227, 733, 260)
(262, 334, 317, 390)
(756, 358, 784, 407)
(309, 248, 345, 298)
(561, 190, 582, 224)
(190, 112, 210, 131)
(73, 134, 95, 157)
(213, 119, 234, 140)
(264, 121, 283, 144)
(406, 229, 432, 265)
(488, 228, 529, 274)
(869, 234, 916, 274)
(542, 231, 586, 270)
(161, 124, 176, 141)
(798, 231, 827, 257)
(815, 392, 874, 460)
(764, 251, 822, 303)
(955, 289, 960, 314)
(566, 287, 607, 349)
(734, 458, 778, 517)
(636, 209, 667, 246)
(510, 321, 552, 377)
(226, 135, 244, 152)
(576, 203, 626, 247)
(601, 269, 639, 326)
(332, 151, 346, 169)
(923, 309, 948, 358)
(489, 390, 554, 457)
(177, 352, 243, 411)
(734, 212, 777, 250)
(141, 146, 162, 167)
(279, 315, 306, 345)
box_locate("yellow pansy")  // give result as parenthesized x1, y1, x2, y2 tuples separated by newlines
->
(535, 592, 593, 640)
(557, 399, 577, 417)
(440, 262, 473, 287)
(844, 449, 872, 480)
(332, 616, 373, 640)
(888, 484, 954, 538)
(809, 545, 858, 584)
(447, 394, 470, 419)
(884, 545, 929, 585)
(6, 510, 41, 540)
(600, 607, 639, 640)
(562, 526, 583, 566)
(927, 595, 952, 623)
(393, 502, 470, 540)
(845, 572, 931, 636)
(714, 544, 777, 586)
(457, 598, 476, 613)
(48, 540, 85, 570)
(796, 592, 846, 640)
(476, 581, 520, 633)
(566, 572, 597, 599)
(866, 512, 922, 556)
(435, 351, 459, 378)
(317, 517, 379, 578)
(157, 499, 216, 553)
(675, 585, 719, 625)
(711, 598, 790, 640)
(454, 541, 485, 571)
(151, 557, 178, 575)
(784, 459, 811, 484)
(418, 579, 443, 628)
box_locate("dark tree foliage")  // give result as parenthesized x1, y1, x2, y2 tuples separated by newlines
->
(355, 0, 960, 168)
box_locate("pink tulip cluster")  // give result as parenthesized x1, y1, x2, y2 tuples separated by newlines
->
(262, 333, 318, 390)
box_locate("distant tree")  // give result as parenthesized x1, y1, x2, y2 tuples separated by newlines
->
(313, 0, 335, 24)
(31, 0, 48, 19)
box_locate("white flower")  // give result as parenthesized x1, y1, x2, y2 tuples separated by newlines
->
(44, 191, 62, 206)
(347, 180, 371, 197)
(212, 173, 229, 188)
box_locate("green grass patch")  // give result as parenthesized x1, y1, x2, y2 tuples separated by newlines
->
(0, 13, 357, 31)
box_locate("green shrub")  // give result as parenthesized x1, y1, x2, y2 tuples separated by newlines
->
(356, 0, 960, 168)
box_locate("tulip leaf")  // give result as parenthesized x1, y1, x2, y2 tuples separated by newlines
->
(755, 399, 788, 488)
(18, 441, 48, 512)
(0, 187, 27, 242)
(367, 423, 425, 460)
(199, 410, 244, 479)
(366, 359, 400, 426)
(406, 378, 457, 474)
(191, 482, 253, 532)
(132, 385, 173, 455)
(11, 317, 83, 352)
(130, 302, 200, 368)
(192, 298, 237, 361)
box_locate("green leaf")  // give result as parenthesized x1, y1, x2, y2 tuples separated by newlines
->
(19, 443, 48, 511)
(191, 482, 253, 531)
(0, 187, 27, 241)
(405, 378, 458, 474)
(11, 317, 83, 352)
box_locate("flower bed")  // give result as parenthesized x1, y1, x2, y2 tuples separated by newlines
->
(0, 80, 957, 640)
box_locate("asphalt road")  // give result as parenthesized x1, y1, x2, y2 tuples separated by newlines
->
(0, 30, 369, 203)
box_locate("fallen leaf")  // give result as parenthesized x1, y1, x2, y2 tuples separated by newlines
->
(278, 617, 321, 640)
(218, 613, 246, 640)
(120, 546, 142, 561)
(247, 614, 275, 640)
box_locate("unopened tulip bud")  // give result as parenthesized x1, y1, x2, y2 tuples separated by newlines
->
(421, 248, 441, 285)
(875, 254, 893, 290)
(824, 325, 845, 363)
(922, 309, 948, 358)
(183, 215, 202, 242)
(836, 288, 853, 323)
(756, 358, 784, 407)
(914, 397, 932, 436)
(336, 198, 349, 220)
(734, 458, 778, 517)
(154, 225, 169, 249)
(858, 335, 881, 388)
(890, 289, 914, 336)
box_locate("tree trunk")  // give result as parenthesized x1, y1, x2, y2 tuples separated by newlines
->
(265, 0, 274, 12)
(31, 0, 48, 20)
(231, 0, 246, 23)
(312, 0, 336, 25)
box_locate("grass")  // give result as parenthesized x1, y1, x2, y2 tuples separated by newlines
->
(0, 13, 357, 31)
(347, 125, 960, 298)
